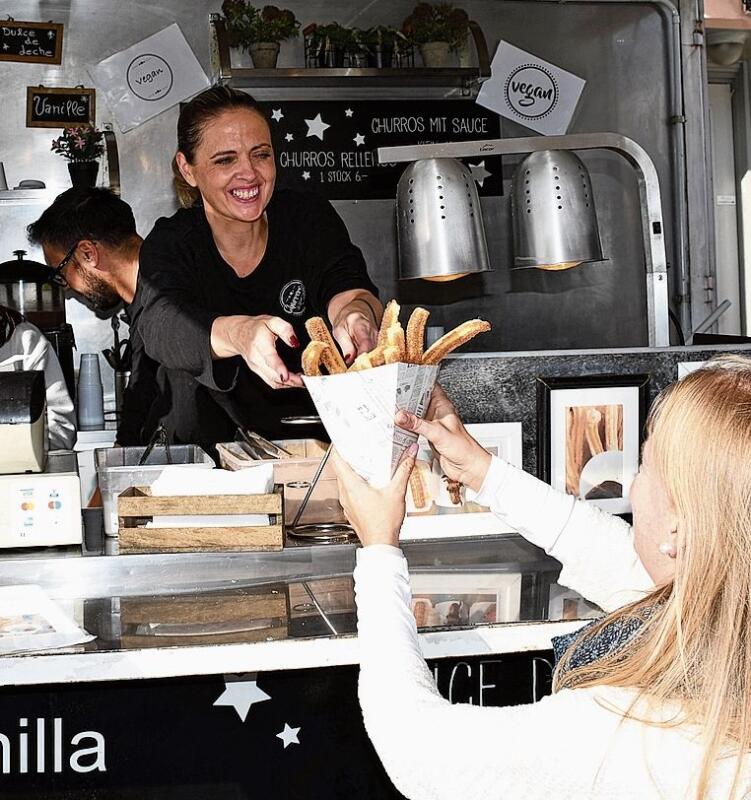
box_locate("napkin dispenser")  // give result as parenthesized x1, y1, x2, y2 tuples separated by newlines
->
(0, 371, 47, 474)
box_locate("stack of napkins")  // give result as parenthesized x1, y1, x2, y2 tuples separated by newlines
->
(146, 465, 274, 528)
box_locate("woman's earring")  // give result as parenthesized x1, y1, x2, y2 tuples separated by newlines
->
(658, 542, 677, 558)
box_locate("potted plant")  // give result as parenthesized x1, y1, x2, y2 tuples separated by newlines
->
(402, 2, 470, 67)
(360, 26, 403, 69)
(220, 1, 300, 69)
(51, 126, 105, 188)
(305, 22, 356, 68)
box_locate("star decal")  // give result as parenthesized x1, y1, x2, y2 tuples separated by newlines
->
(2, 43, 8, 51)
(213, 675, 270, 722)
(468, 160, 492, 188)
(284, 132, 294, 142)
(48, 30, 55, 39)
(305, 113, 330, 141)
(270, 108, 284, 123)
(353, 133, 365, 147)
(344, 108, 354, 118)
(302, 171, 311, 181)
(276, 723, 301, 748)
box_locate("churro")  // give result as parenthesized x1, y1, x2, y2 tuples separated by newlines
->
(406, 307, 430, 364)
(421, 319, 491, 365)
(376, 300, 401, 349)
(301, 341, 331, 377)
(349, 352, 374, 372)
(304, 317, 347, 374)
(383, 346, 401, 364)
(408, 464, 430, 511)
(385, 323, 406, 362)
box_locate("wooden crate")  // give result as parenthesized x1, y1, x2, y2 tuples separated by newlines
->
(117, 485, 284, 553)
(120, 586, 289, 648)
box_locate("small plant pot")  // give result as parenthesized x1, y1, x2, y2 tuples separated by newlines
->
(367, 44, 394, 69)
(68, 161, 99, 188)
(420, 41, 452, 67)
(230, 46, 253, 68)
(249, 42, 280, 69)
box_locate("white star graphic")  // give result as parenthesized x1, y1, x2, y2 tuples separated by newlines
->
(48, 30, 55, 39)
(277, 723, 301, 748)
(305, 113, 330, 141)
(468, 160, 492, 188)
(271, 108, 284, 123)
(344, 108, 354, 118)
(213, 676, 271, 722)
(353, 133, 365, 147)
(302, 171, 311, 181)
(285, 132, 294, 142)
(2, 43, 8, 51)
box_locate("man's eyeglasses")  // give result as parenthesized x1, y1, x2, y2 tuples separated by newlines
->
(49, 242, 79, 288)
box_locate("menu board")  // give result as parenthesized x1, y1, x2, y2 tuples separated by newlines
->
(26, 87, 95, 128)
(0, 21, 63, 65)
(261, 100, 502, 200)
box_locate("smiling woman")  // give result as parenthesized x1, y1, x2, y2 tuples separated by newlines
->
(135, 85, 382, 452)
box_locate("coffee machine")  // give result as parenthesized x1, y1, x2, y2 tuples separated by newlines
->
(0, 249, 76, 400)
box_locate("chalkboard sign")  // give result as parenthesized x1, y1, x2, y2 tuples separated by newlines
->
(0, 20, 63, 64)
(262, 100, 503, 201)
(26, 87, 95, 129)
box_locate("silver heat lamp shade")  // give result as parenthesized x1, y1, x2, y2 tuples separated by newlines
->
(512, 150, 604, 271)
(396, 158, 491, 281)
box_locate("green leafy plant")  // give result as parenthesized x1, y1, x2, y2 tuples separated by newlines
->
(401, 2, 469, 51)
(50, 126, 104, 162)
(308, 22, 356, 50)
(221, 2, 300, 47)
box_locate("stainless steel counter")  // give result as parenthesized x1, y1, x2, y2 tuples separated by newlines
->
(0, 535, 597, 687)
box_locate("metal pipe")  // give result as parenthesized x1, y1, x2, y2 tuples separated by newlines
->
(692, 298, 732, 335)
(379, 133, 670, 347)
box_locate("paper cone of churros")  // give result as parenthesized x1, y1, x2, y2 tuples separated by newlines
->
(301, 301, 490, 488)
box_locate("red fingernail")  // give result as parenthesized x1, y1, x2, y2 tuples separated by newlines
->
(344, 353, 354, 365)
(290, 336, 300, 348)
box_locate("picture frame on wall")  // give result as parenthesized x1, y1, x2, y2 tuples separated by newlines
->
(536, 374, 650, 514)
(409, 572, 523, 628)
(400, 422, 523, 541)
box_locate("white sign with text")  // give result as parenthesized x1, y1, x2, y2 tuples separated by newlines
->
(87, 24, 209, 132)
(477, 41, 586, 136)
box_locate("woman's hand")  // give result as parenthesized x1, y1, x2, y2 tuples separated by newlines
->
(328, 290, 382, 365)
(332, 444, 418, 547)
(211, 314, 304, 389)
(396, 385, 492, 493)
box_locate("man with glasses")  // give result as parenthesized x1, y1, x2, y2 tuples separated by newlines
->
(28, 188, 234, 454)
(28, 188, 154, 446)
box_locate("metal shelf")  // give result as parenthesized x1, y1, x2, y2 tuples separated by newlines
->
(209, 15, 491, 98)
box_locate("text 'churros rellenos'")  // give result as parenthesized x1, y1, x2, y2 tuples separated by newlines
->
(302, 300, 490, 376)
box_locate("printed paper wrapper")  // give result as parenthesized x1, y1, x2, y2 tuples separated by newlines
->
(303, 363, 440, 488)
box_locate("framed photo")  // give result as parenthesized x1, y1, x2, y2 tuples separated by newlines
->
(400, 422, 523, 541)
(409, 572, 522, 627)
(536, 374, 649, 514)
(548, 584, 602, 621)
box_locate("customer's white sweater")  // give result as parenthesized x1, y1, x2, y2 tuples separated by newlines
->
(0, 322, 76, 450)
(354, 457, 751, 799)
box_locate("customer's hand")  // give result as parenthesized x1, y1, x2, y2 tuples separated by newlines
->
(396, 385, 492, 493)
(332, 444, 418, 547)
(211, 314, 304, 389)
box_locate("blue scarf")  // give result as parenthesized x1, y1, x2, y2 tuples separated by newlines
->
(552, 612, 651, 677)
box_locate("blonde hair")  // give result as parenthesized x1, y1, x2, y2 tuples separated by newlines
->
(554, 354, 751, 799)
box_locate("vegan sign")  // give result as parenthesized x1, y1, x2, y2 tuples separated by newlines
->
(477, 41, 586, 136)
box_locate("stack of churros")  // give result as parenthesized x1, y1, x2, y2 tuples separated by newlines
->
(302, 300, 490, 376)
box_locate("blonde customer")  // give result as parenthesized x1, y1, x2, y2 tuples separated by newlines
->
(333, 360, 751, 800)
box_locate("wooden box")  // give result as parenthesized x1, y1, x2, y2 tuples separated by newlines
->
(117, 485, 284, 554)
(120, 586, 289, 648)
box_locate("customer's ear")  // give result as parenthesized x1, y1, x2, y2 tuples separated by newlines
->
(77, 239, 100, 268)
